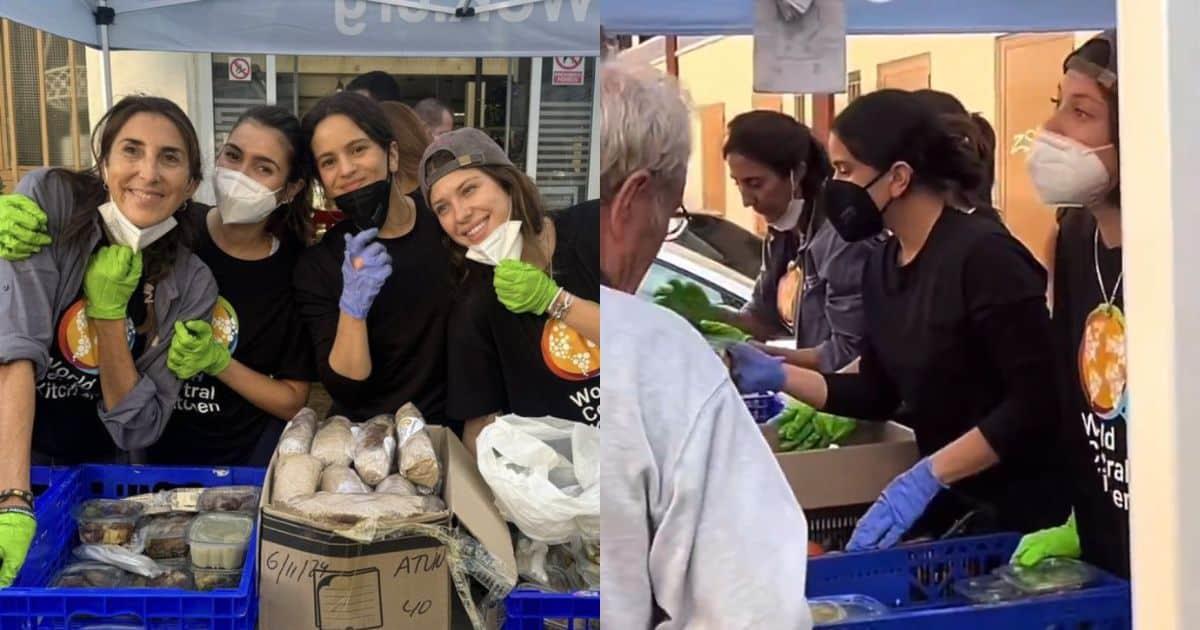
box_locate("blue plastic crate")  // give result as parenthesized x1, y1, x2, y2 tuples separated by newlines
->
(806, 533, 1132, 628)
(30, 466, 73, 503)
(504, 590, 600, 629)
(742, 392, 783, 423)
(1, 464, 265, 630)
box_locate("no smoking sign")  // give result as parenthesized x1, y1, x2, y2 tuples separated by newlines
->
(552, 56, 585, 86)
(228, 56, 252, 82)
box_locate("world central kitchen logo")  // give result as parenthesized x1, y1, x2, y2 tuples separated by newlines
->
(335, 0, 592, 31)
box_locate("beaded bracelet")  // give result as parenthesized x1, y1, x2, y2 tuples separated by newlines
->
(0, 506, 35, 519)
(0, 489, 33, 508)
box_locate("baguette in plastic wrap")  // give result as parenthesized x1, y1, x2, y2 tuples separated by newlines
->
(394, 403, 441, 489)
(272, 454, 324, 504)
(310, 416, 354, 467)
(353, 415, 396, 486)
(279, 492, 447, 524)
(320, 464, 372, 494)
(277, 408, 318, 456)
(374, 474, 418, 496)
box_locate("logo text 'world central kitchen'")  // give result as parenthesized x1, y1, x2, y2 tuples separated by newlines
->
(336, 0, 592, 33)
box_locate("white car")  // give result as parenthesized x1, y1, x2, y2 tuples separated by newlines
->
(638, 241, 754, 309)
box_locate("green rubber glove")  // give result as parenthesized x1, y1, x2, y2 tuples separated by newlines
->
(0, 510, 37, 588)
(653, 279, 719, 325)
(1011, 513, 1081, 567)
(813, 413, 858, 448)
(83, 245, 142, 320)
(698, 320, 751, 342)
(0, 194, 52, 261)
(774, 401, 819, 451)
(494, 259, 559, 315)
(167, 321, 232, 380)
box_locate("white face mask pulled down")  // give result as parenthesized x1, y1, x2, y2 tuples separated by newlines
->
(465, 203, 524, 266)
(214, 166, 283, 225)
(1026, 130, 1115, 207)
(769, 198, 806, 232)
(97, 200, 177, 253)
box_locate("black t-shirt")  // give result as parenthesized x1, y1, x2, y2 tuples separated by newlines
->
(293, 195, 455, 429)
(34, 247, 150, 463)
(824, 208, 1070, 536)
(1053, 210, 1129, 578)
(446, 200, 601, 425)
(148, 207, 316, 467)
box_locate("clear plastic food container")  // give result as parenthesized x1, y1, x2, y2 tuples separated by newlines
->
(994, 558, 1102, 595)
(72, 499, 146, 545)
(187, 512, 254, 570)
(137, 512, 195, 560)
(196, 486, 261, 513)
(126, 559, 195, 590)
(952, 574, 1028, 604)
(191, 566, 242, 591)
(808, 595, 888, 626)
(52, 561, 129, 588)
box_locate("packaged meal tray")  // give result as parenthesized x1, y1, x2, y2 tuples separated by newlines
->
(196, 485, 261, 513)
(191, 566, 242, 591)
(994, 558, 1103, 595)
(137, 512, 195, 560)
(72, 498, 146, 545)
(126, 559, 195, 590)
(952, 574, 1028, 604)
(187, 512, 254, 570)
(52, 561, 129, 588)
(808, 595, 888, 626)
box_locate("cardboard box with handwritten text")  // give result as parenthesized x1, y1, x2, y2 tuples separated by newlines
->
(258, 426, 516, 629)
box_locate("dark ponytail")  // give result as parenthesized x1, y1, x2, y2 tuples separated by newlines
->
(834, 89, 984, 204)
(912, 89, 996, 208)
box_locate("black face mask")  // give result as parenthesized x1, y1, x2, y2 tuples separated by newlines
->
(818, 170, 892, 242)
(333, 178, 391, 230)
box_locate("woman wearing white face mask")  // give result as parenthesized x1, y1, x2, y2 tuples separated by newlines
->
(144, 105, 316, 467)
(1011, 31, 1131, 580)
(419, 128, 600, 455)
(656, 111, 877, 373)
(0, 96, 218, 585)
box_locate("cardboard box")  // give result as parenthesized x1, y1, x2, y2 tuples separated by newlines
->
(764, 421, 920, 510)
(258, 426, 516, 630)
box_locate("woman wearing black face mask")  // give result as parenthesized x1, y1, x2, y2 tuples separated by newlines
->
(292, 92, 455, 428)
(727, 89, 1069, 549)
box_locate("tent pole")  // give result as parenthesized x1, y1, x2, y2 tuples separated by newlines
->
(96, 0, 115, 110)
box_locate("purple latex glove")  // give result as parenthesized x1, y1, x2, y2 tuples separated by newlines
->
(846, 457, 946, 551)
(726, 341, 786, 394)
(339, 228, 393, 320)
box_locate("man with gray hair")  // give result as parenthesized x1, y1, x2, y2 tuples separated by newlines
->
(599, 59, 813, 629)
(414, 97, 454, 136)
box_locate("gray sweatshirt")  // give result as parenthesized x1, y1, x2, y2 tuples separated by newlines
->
(0, 168, 217, 451)
(601, 286, 813, 629)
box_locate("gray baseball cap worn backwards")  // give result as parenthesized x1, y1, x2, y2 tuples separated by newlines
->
(418, 127, 514, 204)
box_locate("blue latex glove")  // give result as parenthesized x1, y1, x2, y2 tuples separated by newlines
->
(339, 228, 393, 320)
(726, 342, 786, 394)
(846, 457, 946, 551)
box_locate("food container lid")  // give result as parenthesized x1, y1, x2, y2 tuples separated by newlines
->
(808, 595, 888, 625)
(994, 558, 1102, 594)
(196, 486, 262, 512)
(187, 512, 253, 545)
(71, 498, 145, 523)
(52, 561, 129, 588)
(953, 574, 1028, 604)
(138, 512, 194, 538)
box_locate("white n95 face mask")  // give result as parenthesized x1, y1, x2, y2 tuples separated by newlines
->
(214, 166, 282, 225)
(466, 220, 524, 267)
(769, 198, 805, 232)
(1027, 131, 1115, 207)
(97, 199, 177, 253)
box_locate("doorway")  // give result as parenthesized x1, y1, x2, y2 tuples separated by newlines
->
(878, 53, 931, 91)
(996, 33, 1076, 267)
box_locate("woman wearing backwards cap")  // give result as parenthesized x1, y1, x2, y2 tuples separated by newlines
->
(1011, 30, 1131, 579)
(419, 128, 600, 455)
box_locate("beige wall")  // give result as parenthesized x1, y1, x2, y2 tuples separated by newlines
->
(657, 32, 1098, 234)
(84, 49, 204, 131)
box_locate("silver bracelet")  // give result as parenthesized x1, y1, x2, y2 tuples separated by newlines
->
(553, 291, 576, 320)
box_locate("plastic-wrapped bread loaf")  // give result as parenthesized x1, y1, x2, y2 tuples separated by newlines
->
(273, 454, 324, 504)
(280, 492, 447, 523)
(394, 403, 441, 488)
(353, 415, 396, 486)
(374, 474, 418, 496)
(310, 416, 355, 467)
(320, 464, 372, 494)
(277, 408, 318, 456)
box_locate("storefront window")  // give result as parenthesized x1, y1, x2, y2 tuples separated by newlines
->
(532, 57, 596, 211)
(211, 54, 269, 150)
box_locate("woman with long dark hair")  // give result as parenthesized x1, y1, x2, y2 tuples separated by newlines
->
(726, 89, 1070, 549)
(655, 110, 877, 372)
(419, 128, 600, 454)
(0, 95, 217, 585)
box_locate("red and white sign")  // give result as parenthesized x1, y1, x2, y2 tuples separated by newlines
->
(228, 56, 253, 82)
(551, 56, 585, 86)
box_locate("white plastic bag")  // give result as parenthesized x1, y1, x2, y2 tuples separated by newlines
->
(475, 415, 599, 545)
